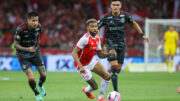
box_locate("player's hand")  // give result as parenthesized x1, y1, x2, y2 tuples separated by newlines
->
(28, 47, 36, 52)
(79, 66, 85, 73)
(109, 49, 116, 56)
(142, 36, 150, 43)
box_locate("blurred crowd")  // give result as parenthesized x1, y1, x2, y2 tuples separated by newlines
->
(0, 0, 179, 55)
(0, 0, 95, 50)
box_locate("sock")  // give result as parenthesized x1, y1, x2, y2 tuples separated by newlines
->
(85, 85, 92, 92)
(38, 76, 46, 87)
(28, 80, 39, 95)
(165, 59, 169, 67)
(98, 79, 110, 99)
(170, 60, 174, 70)
(111, 67, 118, 92)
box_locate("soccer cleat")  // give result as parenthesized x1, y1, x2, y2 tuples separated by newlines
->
(179, 87, 180, 93)
(38, 85, 46, 96)
(35, 94, 43, 101)
(97, 98, 106, 101)
(82, 87, 95, 99)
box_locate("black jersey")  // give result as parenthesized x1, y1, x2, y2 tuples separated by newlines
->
(98, 10, 133, 48)
(14, 23, 41, 58)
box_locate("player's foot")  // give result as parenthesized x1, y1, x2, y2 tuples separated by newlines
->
(97, 98, 106, 101)
(169, 68, 175, 73)
(82, 87, 95, 99)
(38, 85, 46, 96)
(178, 87, 180, 93)
(35, 94, 43, 101)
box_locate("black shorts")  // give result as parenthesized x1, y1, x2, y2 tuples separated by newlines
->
(107, 45, 126, 64)
(17, 52, 44, 71)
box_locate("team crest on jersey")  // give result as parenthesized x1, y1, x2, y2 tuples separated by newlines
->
(120, 15, 125, 17)
(16, 35, 20, 39)
(107, 16, 113, 19)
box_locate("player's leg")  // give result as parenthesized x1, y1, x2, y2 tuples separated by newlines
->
(108, 49, 119, 92)
(32, 52, 46, 96)
(164, 46, 170, 68)
(78, 66, 97, 99)
(24, 68, 40, 96)
(17, 56, 43, 101)
(36, 65, 46, 96)
(92, 62, 111, 100)
(170, 47, 175, 72)
(25, 68, 43, 101)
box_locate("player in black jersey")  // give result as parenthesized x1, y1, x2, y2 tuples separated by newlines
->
(14, 12, 46, 101)
(98, 0, 150, 92)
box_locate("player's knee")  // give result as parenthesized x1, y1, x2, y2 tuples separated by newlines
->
(28, 77, 35, 83)
(40, 74, 46, 82)
(111, 68, 118, 77)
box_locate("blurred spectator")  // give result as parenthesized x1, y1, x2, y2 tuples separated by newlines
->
(0, 0, 179, 56)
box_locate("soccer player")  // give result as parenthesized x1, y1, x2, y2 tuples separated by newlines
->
(14, 12, 46, 101)
(72, 19, 115, 101)
(163, 25, 179, 72)
(97, 0, 150, 92)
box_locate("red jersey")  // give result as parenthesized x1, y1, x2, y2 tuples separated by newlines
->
(74, 32, 102, 68)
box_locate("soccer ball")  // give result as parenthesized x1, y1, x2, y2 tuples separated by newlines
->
(107, 91, 121, 101)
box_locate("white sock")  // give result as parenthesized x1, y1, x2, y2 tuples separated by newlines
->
(85, 85, 92, 92)
(98, 79, 110, 99)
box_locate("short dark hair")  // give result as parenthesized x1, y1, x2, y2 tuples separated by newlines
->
(27, 12, 38, 19)
(86, 19, 97, 26)
(111, 0, 121, 3)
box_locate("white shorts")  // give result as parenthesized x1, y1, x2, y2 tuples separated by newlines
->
(77, 57, 98, 81)
(95, 55, 110, 70)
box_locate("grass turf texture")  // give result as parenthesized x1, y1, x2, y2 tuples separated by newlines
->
(0, 71, 180, 101)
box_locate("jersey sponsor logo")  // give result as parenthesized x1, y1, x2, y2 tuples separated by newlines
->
(22, 40, 34, 43)
(24, 35, 29, 37)
(109, 26, 123, 31)
(24, 30, 28, 33)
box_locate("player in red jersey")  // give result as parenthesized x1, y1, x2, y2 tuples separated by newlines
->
(72, 19, 115, 101)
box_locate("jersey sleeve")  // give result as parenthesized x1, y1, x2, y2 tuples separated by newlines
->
(96, 39, 102, 51)
(164, 32, 168, 40)
(126, 12, 134, 23)
(97, 16, 105, 29)
(38, 23, 42, 33)
(14, 27, 22, 42)
(76, 36, 88, 49)
(175, 32, 179, 41)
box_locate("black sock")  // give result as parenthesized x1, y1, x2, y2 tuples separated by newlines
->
(28, 80, 39, 95)
(38, 76, 46, 87)
(111, 68, 118, 92)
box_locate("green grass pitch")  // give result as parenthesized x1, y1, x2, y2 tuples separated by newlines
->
(0, 71, 180, 101)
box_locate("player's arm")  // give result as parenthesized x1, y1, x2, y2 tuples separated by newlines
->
(14, 30, 35, 52)
(176, 32, 179, 49)
(131, 21, 150, 43)
(72, 47, 85, 73)
(14, 40, 35, 52)
(126, 12, 150, 43)
(96, 51, 115, 58)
